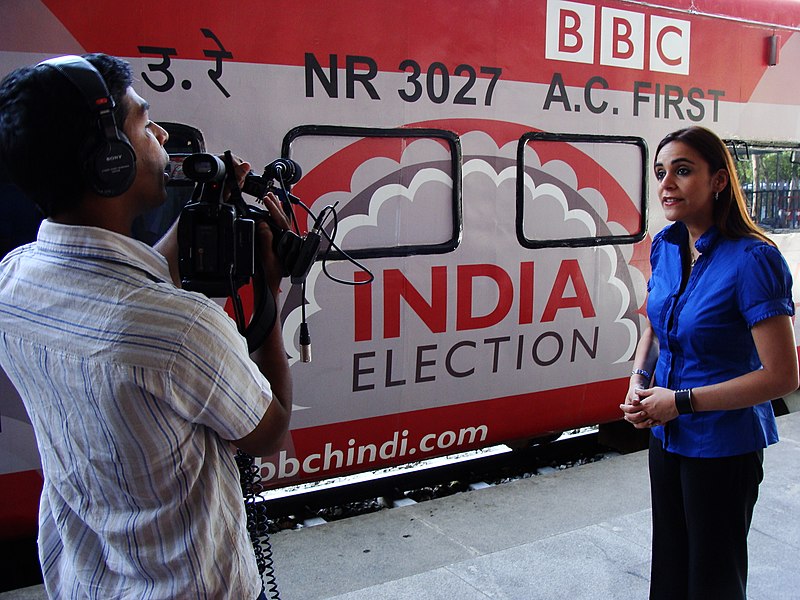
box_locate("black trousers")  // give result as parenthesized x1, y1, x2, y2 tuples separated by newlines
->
(648, 434, 763, 600)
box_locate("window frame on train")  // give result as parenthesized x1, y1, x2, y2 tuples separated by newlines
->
(515, 132, 649, 249)
(282, 124, 463, 260)
(725, 139, 800, 233)
(132, 122, 207, 245)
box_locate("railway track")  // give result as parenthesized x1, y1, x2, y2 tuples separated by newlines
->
(258, 427, 643, 532)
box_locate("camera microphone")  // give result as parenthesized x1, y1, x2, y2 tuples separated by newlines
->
(242, 158, 303, 201)
(263, 158, 302, 186)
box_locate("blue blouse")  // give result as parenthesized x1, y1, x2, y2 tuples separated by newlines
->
(647, 223, 794, 457)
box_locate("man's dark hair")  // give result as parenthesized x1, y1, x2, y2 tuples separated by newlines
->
(0, 53, 133, 217)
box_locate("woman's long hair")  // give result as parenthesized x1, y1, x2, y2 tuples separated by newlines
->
(655, 126, 774, 246)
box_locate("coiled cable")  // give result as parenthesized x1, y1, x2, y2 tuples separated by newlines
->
(236, 450, 281, 599)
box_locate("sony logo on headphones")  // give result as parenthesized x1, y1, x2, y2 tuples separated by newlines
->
(105, 154, 124, 162)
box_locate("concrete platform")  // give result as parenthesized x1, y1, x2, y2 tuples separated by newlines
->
(3, 412, 799, 599)
(271, 412, 800, 600)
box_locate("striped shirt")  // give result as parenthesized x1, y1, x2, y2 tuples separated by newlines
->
(0, 220, 270, 599)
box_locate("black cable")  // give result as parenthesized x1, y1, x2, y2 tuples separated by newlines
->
(275, 171, 300, 234)
(235, 451, 281, 599)
(297, 201, 374, 286)
(229, 264, 246, 334)
(229, 262, 280, 596)
(228, 170, 373, 599)
(301, 282, 307, 322)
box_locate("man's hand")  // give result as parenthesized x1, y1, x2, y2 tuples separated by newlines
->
(256, 193, 291, 296)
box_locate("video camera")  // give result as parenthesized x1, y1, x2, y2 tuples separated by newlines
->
(177, 151, 321, 349)
(178, 152, 320, 293)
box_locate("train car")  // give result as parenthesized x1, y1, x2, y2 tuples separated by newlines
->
(2, 0, 800, 565)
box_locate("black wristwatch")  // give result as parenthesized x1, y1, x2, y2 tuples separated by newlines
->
(674, 389, 695, 414)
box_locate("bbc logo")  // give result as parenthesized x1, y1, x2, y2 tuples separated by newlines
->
(545, 0, 691, 75)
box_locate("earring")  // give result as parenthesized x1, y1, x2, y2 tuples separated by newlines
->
(714, 191, 719, 201)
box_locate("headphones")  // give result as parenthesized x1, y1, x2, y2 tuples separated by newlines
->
(38, 55, 136, 197)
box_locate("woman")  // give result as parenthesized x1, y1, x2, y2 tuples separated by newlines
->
(620, 126, 798, 600)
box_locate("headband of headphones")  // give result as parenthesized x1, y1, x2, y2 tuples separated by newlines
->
(37, 55, 136, 197)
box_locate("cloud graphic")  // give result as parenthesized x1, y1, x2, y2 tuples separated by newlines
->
(282, 129, 646, 423)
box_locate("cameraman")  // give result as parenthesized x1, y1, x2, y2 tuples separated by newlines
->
(0, 53, 291, 599)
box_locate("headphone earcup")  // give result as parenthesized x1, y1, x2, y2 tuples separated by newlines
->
(37, 55, 138, 198)
(86, 137, 137, 197)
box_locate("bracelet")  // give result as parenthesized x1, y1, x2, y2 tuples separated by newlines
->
(631, 368, 651, 380)
(675, 389, 694, 414)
